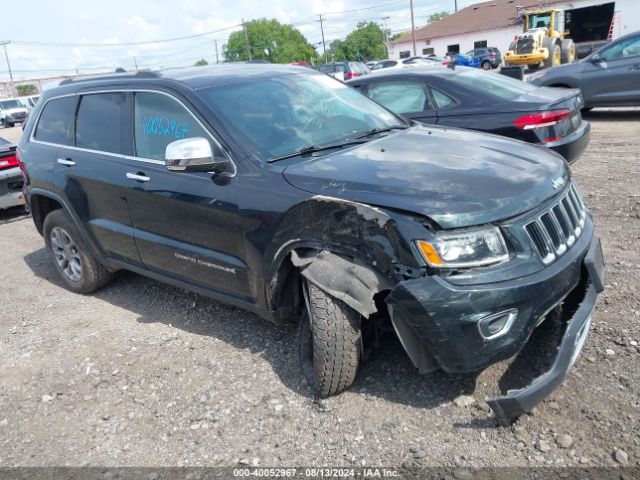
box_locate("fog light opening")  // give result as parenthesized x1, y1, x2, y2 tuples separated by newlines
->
(477, 309, 518, 340)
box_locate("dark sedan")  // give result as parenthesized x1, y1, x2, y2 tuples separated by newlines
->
(528, 31, 640, 109)
(0, 136, 24, 211)
(348, 67, 590, 163)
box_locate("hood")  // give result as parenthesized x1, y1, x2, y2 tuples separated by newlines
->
(282, 125, 568, 228)
(529, 62, 586, 84)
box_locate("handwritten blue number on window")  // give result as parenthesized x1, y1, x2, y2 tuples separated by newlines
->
(141, 116, 189, 138)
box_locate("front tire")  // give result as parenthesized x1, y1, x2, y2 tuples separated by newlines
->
(298, 280, 361, 397)
(543, 41, 561, 69)
(43, 209, 114, 293)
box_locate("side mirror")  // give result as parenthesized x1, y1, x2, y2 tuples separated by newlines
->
(590, 53, 602, 63)
(165, 137, 228, 174)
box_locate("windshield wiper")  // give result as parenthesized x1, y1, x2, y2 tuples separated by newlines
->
(352, 125, 409, 139)
(267, 138, 370, 163)
(267, 125, 410, 163)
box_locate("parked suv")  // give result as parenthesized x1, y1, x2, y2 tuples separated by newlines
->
(318, 61, 369, 81)
(0, 98, 28, 127)
(18, 65, 604, 425)
(528, 31, 640, 109)
(466, 47, 502, 70)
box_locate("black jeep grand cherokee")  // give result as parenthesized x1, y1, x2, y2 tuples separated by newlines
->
(18, 65, 604, 425)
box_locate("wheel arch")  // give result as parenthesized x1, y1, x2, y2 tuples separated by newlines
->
(29, 189, 108, 267)
(266, 242, 393, 323)
(262, 196, 423, 323)
(29, 191, 64, 235)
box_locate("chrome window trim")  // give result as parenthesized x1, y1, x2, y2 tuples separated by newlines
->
(28, 88, 237, 177)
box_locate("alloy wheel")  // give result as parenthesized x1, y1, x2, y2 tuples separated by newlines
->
(50, 226, 83, 282)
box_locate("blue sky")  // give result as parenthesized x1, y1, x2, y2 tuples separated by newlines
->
(0, 0, 479, 81)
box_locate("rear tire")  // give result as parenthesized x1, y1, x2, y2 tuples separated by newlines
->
(561, 39, 576, 64)
(43, 209, 114, 294)
(297, 279, 361, 397)
(481, 60, 491, 70)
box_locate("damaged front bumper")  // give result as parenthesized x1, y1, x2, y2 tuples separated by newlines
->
(0, 166, 25, 210)
(386, 223, 605, 425)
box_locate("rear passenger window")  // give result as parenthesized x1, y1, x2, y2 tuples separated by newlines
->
(34, 96, 76, 145)
(368, 81, 429, 114)
(430, 88, 456, 109)
(76, 93, 127, 154)
(134, 92, 212, 161)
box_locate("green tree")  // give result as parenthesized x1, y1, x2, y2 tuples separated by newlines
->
(193, 59, 209, 66)
(16, 84, 38, 96)
(327, 22, 386, 61)
(224, 19, 318, 63)
(428, 11, 449, 23)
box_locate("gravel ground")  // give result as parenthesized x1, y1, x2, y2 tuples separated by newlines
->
(0, 112, 639, 468)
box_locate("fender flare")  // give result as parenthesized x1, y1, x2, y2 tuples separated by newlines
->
(290, 249, 392, 319)
(29, 188, 109, 266)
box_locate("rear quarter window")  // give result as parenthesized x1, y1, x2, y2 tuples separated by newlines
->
(33, 96, 77, 145)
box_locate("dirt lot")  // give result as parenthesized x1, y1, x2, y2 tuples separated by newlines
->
(1, 113, 639, 469)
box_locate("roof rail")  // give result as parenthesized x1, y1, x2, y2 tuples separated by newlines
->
(59, 70, 161, 86)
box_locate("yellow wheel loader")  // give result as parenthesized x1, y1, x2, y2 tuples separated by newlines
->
(504, 9, 576, 70)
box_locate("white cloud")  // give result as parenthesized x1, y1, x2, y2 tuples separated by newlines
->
(1, 0, 459, 81)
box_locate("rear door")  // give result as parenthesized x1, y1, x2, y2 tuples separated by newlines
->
(364, 79, 437, 124)
(124, 90, 251, 300)
(51, 92, 142, 265)
(582, 34, 640, 105)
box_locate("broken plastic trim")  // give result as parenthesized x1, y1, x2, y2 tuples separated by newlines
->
(290, 249, 391, 318)
(487, 283, 597, 426)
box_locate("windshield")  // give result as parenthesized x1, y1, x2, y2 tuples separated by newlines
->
(0, 100, 23, 110)
(197, 72, 402, 159)
(448, 68, 538, 100)
(527, 13, 551, 30)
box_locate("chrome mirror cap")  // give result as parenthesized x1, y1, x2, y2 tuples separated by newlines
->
(165, 137, 226, 173)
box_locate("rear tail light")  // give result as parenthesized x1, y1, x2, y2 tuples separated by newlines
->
(0, 152, 18, 170)
(16, 149, 26, 176)
(490, 52, 496, 57)
(346, 71, 361, 79)
(514, 109, 571, 130)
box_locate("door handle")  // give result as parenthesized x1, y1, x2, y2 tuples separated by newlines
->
(56, 158, 76, 166)
(126, 172, 150, 182)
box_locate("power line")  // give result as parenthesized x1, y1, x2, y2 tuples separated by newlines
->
(11, 24, 242, 48)
(320, 0, 406, 16)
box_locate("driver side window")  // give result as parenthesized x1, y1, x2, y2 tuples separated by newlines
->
(601, 36, 640, 62)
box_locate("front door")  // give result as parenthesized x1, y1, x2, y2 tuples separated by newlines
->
(124, 91, 251, 300)
(583, 34, 640, 106)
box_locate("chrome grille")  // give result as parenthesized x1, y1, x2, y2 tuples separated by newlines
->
(524, 183, 586, 264)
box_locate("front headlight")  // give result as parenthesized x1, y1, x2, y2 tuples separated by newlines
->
(415, 227, 509, 268)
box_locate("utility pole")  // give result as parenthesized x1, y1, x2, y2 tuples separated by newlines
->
(242, 19, 252, 60)
(318, 14, 326, 59)
(381, 16, 390, 58)
(0, 41, 13, 96)
(214, 39, 219, 64)
(409, 0, 417, 56)
(133, 56, 138, 70)
(455, 0, 458, 12)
